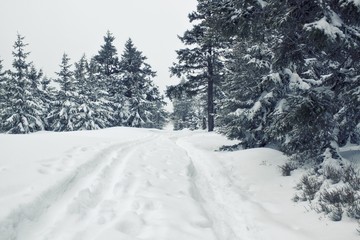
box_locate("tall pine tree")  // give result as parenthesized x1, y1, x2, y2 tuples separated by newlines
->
(47, 53, 79, 131)
(168, 2, 228, 131)
(0, 34, 44, 133)
(93, 31, 125, 126)
(120, 39, 166, 128)
(73, 55, 111, 130)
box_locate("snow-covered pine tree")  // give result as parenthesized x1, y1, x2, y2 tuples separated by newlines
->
(47, 53, 79, 131)
(120, 39, 166, 128)
(39, 76, 56, 130)
(172, 92, 194, 130)
(218, 39, 277, 148)
(86, 58, 114, 126)
(0, 58, 8, 131)
(94, 31, 120, 77)
(27, 64, 48, 124)
(168, 1, 228, 132)
(265, 0, 360, 164)
(201, 0, 284, 148)
(0, 34, 44, 133)
(326, 1, 360, 146)
(93, 31, 126, 127)
(146, 87, 168, 129)
(0, 58, 7, 103)
(170, 78, 204, 130)
(72, 55, 111, 130)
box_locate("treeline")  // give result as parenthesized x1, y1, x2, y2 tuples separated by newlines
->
(168, 0, 360, 221)
(0, 32, 167, 133)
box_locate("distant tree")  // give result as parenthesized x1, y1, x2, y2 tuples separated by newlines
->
(120, 39, 167, 128)
(39, 76, 56, 130)
(147, 88, 168, 129)
(0, 34, 44, 133)
(171, 79, 203, 130)
(0, 58, 9, 131)
(47, 53, 79, 131)
(73, 55, 111, 130)
(93, 31, 127, 127)
(86, 58, 114, 125)
(94, 31, 120, 76)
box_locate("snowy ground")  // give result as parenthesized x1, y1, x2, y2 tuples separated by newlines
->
(0, 127, 358, 240)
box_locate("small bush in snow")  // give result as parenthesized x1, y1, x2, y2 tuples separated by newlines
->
(348, 200, 360, 219)
(319, 186, 355, 206)
(330, 205, 343, 221)
(343, 165, 360, 191)
(295, 174, 323, 201)
(279, 161, 298, 176)
(317, 184, 360, 221)
(323, 165, 343, 184)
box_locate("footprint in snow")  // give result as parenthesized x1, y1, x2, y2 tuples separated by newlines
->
(97, 200, 118, 225)
(115, 211, 145, 236)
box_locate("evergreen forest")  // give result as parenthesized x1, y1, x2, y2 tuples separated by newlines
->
(0, 32, 168, 133)
(1, 0, 360, 224)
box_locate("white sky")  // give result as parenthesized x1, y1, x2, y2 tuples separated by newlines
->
(0, 0, 197, 96)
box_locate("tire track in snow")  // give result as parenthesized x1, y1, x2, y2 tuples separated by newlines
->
(0, 133, 158, 240)
(175, 136, 260, 240)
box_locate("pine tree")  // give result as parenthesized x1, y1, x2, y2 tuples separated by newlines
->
(0, 58, 6, 102)
(94, 31, 120, 76)
(72, 55, 111, 130)
(93, 31, 125, 127)
(0, 58, 8, 131)
(0, 34, 44, 133)
(47, 53, 79, 131)
(265, 0, 360, 162)
(86, 58, 114, 126)
(147, 87, 168, 129)
(171, 78, 203, 130)
(168, 2, 228, 132)
(120, 39, 166, 128)
(218, 39, 277, 148)
(39, 76, 56, 130)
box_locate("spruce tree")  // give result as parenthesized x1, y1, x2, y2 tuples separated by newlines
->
(120, 39, 166, 128)
(73, 55, 110, 130)
(0, 34, 44, 133)
(39, 76, 56, 130)
(47, 53, 79, 131)
(218, 39, 277, 148)
(168, 2, 228, 132)
(94, 31, 120, 76)
(0, 59, 8, 131)
(171, 79, 203, 130)
(93, 31, 124, 126)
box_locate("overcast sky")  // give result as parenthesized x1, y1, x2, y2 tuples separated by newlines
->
(0, 0, 197, 95)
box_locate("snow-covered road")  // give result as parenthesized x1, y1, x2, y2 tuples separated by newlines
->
(0, 128, 358, 240)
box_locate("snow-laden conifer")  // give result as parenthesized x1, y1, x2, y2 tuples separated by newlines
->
(47, 53, 79, 131)
(0, 34, 44, 133)
(120, 39, 166, 128)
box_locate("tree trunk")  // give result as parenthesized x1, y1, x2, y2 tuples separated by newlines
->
(207, 78, 214, 132)
(207, 51, 215, 132)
